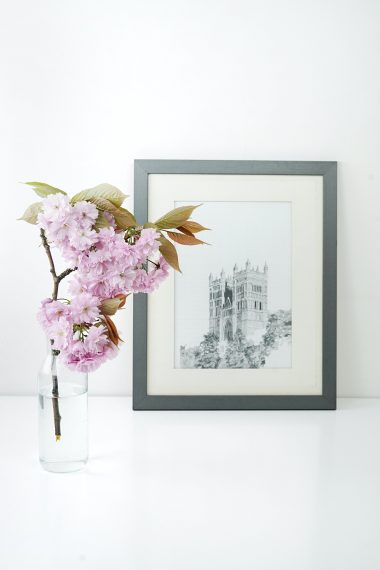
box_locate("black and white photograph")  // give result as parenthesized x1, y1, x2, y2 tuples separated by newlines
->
(175, 201, 292, 370)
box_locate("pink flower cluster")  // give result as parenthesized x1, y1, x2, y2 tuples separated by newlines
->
(37, 194, 170, 372)
(38, 194, 99, 264)
(68, 226, 169, 299)
(37, 298, 117, 372)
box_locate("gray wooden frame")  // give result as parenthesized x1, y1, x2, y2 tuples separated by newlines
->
(133, 160, 337, 410)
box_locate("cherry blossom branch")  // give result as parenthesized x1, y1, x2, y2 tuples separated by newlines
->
(40, 228, 77, 441)
(39, 229, 77, 300)
(58, 267, 77, 282)
(40, 228, 59, 300)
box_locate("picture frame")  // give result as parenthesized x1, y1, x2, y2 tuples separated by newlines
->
(133, 160, 337, 410)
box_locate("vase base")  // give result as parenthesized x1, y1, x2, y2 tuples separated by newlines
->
(40, 459, 87, 473)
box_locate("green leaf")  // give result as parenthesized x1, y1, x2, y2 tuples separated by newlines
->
(71, 183, 127, 207)
(100, 297, 124, 316)
(17, 201, 43, 224)
(24, 182, 67, 198)
(155, 205, 200, 230)
(159, 235, 181, 272)
(86, 197, 136, 229)
(94, 210, 111, 229)
(143, 222, 157, 229)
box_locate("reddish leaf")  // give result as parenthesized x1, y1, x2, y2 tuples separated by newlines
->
(176, 226, 194, 237)
(178, 220, 210, 234)
(102, 315, 123, 346)
(166, 231, 207, 246)
(115, 293, 129, 309)
(159, 235, 181, 272)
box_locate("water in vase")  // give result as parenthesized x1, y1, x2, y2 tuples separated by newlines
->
(39, 382, 88, 473)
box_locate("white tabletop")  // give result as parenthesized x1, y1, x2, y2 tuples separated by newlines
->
(0, 397, 379, 570)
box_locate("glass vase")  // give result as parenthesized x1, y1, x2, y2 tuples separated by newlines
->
(38, 345, 88, 473)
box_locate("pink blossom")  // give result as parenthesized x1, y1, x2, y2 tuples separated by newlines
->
(131, 269, 151, 293)
(83, 278, 112, 300)
(68, 275, 87, 296)
(62, 333, 118, 373)
(64, 351, 101, 373)
(61, 340, 101, 372)
(40, 194, 71, 222)
(96, 227, 116, 245)
(37, 299, 72, 331)
(134, 228, 160, 261)
(70, 293, 100, 323)
(84, 325, 108, 350)
(48, 317, 72, 350)
(131, 256, 170, 293)
(149, 256, 170, 290)
(47, 218, 76, 245)
(45, 300, 72, 321)
(72, 201, 98, 228)
(108, 268, 136, 296)
(69, 227, 97, 251)
(37, 298, 54, 331)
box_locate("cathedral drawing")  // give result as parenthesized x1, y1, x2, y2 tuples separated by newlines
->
(209, 260, 268, 342)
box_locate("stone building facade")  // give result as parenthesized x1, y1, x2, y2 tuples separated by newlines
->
(209, 260, 268, 342)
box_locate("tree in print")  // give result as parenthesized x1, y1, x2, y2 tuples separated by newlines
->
(225, 329, 249, 368)
(194, 332, 221, 369)
(179, 310, 292, 369)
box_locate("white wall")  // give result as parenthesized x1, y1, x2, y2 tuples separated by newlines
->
(0, 0, 379, 396)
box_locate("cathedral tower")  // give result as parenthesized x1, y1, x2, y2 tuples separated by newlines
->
(208, 260, 268, 341)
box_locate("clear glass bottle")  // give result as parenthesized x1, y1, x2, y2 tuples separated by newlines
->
(38, 345, 88, 473)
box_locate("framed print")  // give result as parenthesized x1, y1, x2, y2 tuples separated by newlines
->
(133, 160, 337, 410)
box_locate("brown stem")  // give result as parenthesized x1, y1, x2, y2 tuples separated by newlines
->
(40, 229, 76, 440)
(58, 267, 77, 281)
(40, 229, 77, 300)
(147, 258, 160, 269)
(51, 352, 61, 441)
(40, 228, 59, 300)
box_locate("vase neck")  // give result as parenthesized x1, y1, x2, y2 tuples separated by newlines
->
(45, 337, 60, 357)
